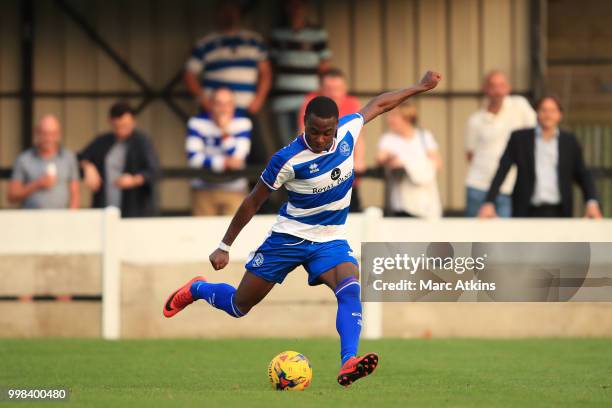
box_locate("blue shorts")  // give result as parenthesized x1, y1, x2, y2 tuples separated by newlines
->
(244, 232, 359, 285)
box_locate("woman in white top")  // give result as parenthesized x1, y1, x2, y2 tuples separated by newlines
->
(376, 101, 443, 219)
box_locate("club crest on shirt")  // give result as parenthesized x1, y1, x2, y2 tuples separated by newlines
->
(331, 167, 341, 180)
(252, 253, 264, 267)
(339, 140, 351, 157)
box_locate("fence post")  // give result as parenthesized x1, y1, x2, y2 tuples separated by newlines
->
(101, 207, 121, 340)
(361, 207, 383, 339)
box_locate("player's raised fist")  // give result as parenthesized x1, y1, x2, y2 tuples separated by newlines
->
(209, 248, 230, 270)
(418, 71, 442, 91)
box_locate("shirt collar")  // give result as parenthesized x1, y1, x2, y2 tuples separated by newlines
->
(300, 133, 336, 153)
(34, 146, 61, 158)
(535, 126, 560, 140)
(482, 95, 509, 116)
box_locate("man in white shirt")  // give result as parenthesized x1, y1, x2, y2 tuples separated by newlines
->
(464, 70, 536, 217)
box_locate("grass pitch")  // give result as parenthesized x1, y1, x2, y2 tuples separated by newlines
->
(1, 338, 610, 407)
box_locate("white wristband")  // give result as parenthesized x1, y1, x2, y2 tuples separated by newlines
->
(218, 241, 231, 252)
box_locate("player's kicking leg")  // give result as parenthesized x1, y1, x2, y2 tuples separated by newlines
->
(316, 262, 379, 387)
(163, 271, 274, 318)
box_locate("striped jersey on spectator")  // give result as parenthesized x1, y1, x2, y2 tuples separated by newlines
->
(185, 112, 252, 191)
(260, 113, 364, 242)
(269, 25, 331, 112)
(185, 30, 268, 110)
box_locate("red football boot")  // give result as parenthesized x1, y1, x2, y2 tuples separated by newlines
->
(163, 276, 206, 318)
(337, 352, 379, 387)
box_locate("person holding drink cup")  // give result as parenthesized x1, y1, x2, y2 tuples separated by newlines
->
(7, 115, 80, 209)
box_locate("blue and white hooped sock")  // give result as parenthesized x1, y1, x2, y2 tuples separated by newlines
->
(335, 277, 362, 365)
(190, 281, 245, 318)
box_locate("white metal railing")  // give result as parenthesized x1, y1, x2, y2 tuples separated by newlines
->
(1, 208, 610, 339)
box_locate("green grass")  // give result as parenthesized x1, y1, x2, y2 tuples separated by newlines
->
(1, 338, 611, 407)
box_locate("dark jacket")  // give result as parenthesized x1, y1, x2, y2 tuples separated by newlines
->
(485, 128, 598, 217)
(79, 130, 160, 217)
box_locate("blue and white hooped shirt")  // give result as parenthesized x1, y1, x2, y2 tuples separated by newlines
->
(185, 30, 268, 110)
(260, 113, 364, 242)
(185, 112, 252, 191)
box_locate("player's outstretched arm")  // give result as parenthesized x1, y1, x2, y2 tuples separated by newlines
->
(359, 70, 442, 124)
(209, 180, 271, 270)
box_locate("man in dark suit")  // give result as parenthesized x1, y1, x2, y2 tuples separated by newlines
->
(479, 96, 602, 218)
(79, 102, 160, 218)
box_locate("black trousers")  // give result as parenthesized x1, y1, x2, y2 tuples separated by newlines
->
(246, 113, 268, 166)
(390, 210, 416, 217)
(349, 183, 362, 213)
(528, 204, 564, 217)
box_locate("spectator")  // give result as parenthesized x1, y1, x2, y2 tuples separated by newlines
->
(79, 102, 160, 218)
(479, 96, 602, 218)
(376, 101, 442, 219)
(186, 88, 252, 216)
(184, 0, 271, 166)
(7, 114, 79, 209)
(269, 0, 330, 145)
(465, 70, 536, 217)
(184, 0, 271, 115)
(298, 68, 365, 211)
(297, 68, 360, 133)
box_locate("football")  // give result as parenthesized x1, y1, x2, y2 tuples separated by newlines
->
(267, 351, 313, 391)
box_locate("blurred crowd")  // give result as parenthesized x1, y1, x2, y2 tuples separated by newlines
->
(6, 0, 602, 220)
